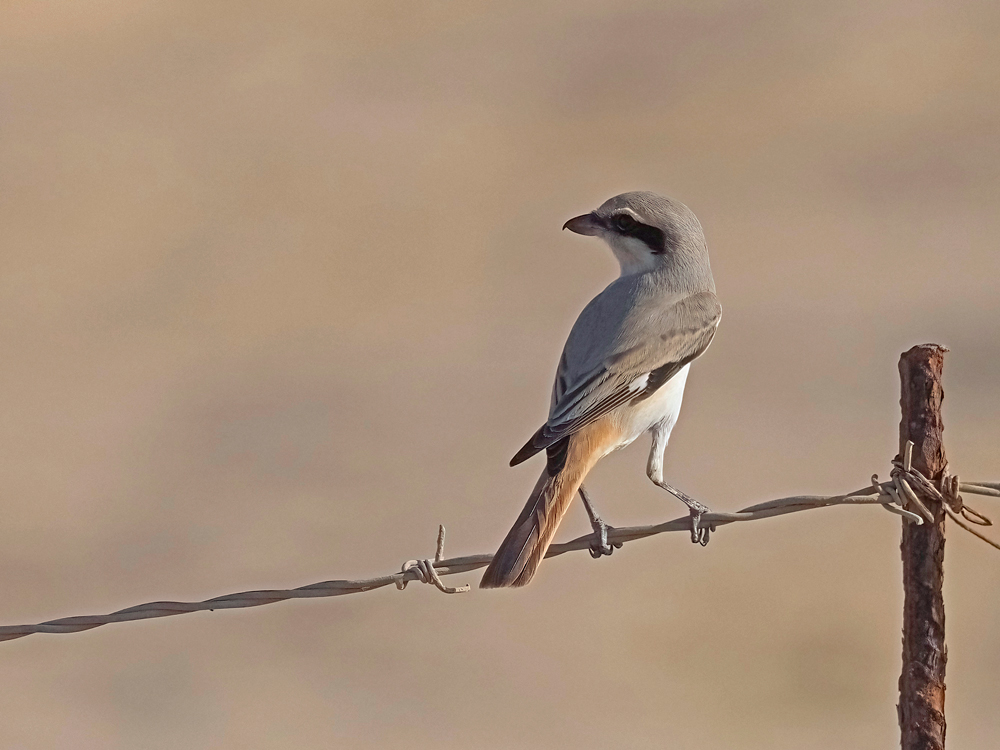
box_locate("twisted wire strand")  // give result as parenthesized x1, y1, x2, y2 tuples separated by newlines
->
(0, 474, 996, 643)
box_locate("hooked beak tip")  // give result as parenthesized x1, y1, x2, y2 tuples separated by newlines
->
(562, 213, 602, 236)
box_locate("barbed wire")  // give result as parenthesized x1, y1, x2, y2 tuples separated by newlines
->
(1, 446, 997, 643)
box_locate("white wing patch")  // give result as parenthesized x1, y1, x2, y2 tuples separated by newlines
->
(628, 373, 650, 393)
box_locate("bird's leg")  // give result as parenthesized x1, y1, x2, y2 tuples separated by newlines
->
(578, 485, 621, 558)
(647, 426, 713, 546)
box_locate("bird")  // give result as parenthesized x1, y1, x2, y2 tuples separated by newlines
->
(480, 191, 721, 589)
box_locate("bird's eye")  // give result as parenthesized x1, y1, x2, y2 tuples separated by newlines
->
(614, 214, 637, 232)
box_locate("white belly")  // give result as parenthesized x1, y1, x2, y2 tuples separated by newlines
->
(608, 363, 689, 453)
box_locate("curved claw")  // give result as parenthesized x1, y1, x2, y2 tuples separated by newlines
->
(695, 524, 710, 546)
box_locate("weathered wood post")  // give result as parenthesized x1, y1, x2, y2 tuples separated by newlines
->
(898, 344, 948, 750)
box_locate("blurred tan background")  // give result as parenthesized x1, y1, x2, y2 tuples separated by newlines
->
(1, 1, 999, 748)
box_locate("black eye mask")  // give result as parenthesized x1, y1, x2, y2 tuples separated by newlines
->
(611, 214, 668, 255)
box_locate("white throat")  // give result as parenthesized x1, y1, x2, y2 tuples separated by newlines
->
(602, 233, 660, 276)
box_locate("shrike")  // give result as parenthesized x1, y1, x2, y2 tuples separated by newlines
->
(481, 191, 721, 589)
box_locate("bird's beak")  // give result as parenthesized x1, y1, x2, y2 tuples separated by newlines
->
(562, 212, 603, 236)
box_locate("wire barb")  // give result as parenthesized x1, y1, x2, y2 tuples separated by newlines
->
(396, 525, 471, 595)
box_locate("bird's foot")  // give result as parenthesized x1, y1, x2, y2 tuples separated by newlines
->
(658, 482, 714, 546)
(587, 515, 622, 558)
(578, 485, 623, 558)
(686, 502, 712, 546)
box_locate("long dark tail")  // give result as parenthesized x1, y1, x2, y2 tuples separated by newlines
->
(480, 439, 594, 588)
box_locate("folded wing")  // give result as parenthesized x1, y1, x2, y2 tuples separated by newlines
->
(510, 290, 721, 467)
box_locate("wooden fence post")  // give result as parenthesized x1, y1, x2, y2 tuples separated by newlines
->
(898, 344, 948, 750)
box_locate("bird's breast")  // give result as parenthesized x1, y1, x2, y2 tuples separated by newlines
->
(607, 364, 690, 454)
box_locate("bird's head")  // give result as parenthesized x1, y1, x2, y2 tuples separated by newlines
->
(563, 191, 710, 284)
